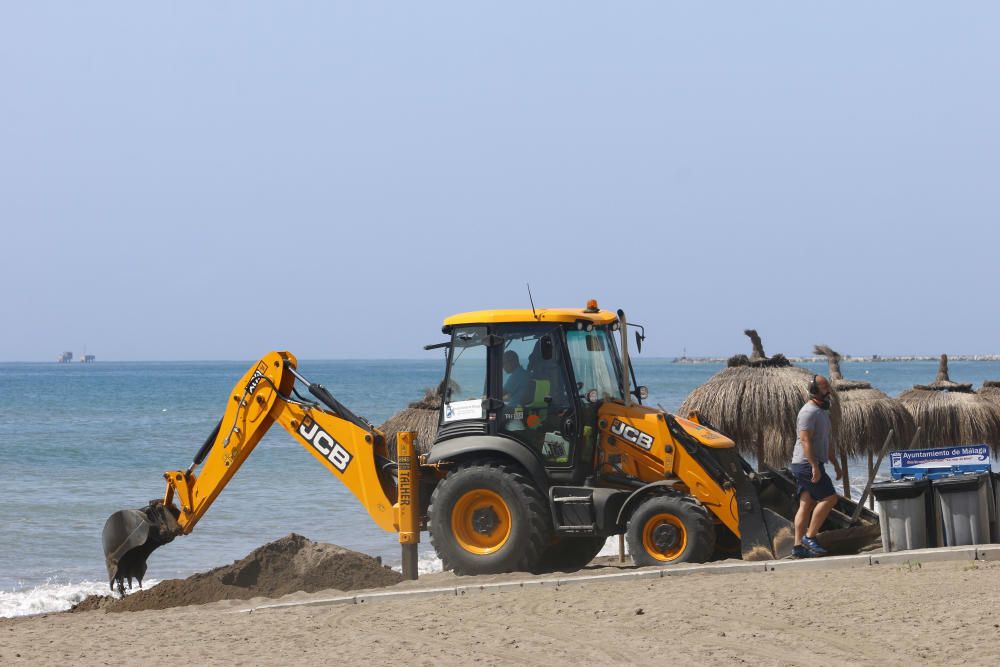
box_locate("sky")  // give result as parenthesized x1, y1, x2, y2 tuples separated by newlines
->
(1, 2, 997, 361)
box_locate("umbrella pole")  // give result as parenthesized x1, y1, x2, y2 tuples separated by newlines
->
(851, 429, 894, 524)
(840, 448, 851, 499)
(867, 450, 874, 510)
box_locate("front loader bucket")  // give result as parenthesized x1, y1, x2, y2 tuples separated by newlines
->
(717, 452, 795, 560)
(102, 500, 179, 594)
(738, 506, 795, 561)
(755, 466, 882, 556)
(727, 459, 880, 561)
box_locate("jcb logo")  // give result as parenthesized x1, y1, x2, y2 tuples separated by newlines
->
(610, 419, 654, 451)
(299, 416, 353, 472)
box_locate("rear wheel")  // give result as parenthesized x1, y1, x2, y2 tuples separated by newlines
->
(626, 495, 715, 567)
(538, 536, 607, 572)
(429, 460, 552, 575)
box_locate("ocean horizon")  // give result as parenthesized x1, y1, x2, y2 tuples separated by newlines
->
(3, 357, 999, 617)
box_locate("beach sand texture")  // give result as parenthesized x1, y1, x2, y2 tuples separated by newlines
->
(3, 559, 998, 666)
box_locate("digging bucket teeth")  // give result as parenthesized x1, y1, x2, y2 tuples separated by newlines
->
(102, 500, 179, 594)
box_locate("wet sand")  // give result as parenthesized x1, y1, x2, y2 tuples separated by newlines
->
(3, 558, 999, 666)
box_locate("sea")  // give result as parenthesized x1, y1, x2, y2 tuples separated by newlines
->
(3, 357, 999, 618)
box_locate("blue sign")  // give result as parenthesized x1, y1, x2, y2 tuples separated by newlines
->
(890, 445, 991, 480)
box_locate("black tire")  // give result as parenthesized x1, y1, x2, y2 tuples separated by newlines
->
(538, 536, 608, 572)
(626, 495, 715, 567)
(428, 460, 553, 575)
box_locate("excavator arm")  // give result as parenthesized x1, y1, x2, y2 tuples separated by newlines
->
(102, 351, 403, 593)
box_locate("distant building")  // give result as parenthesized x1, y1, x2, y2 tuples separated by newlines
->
(58, 351, 73, 363)
(81, 355, 96, 363)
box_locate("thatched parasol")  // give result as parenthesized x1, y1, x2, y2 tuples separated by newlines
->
(979, 381, 1000, 409)
(680, 330, 839, 470)
(814, 345, 916, 499)
(897, 355, 1000, 454)
(380, 386, 442, 460)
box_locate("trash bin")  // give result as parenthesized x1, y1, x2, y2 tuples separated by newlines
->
(872, 478, 934, 552)
(991, 472, 1000, 544)
(932, 472, 991, 546)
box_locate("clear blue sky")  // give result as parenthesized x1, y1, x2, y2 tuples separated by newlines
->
(1, 3, 997, 361)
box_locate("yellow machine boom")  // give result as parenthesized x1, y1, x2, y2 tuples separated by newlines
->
(102, 351, 420, 592)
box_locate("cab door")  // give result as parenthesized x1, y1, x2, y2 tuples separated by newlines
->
(564, 326, 626, 479)
(495, 325, 584, 480)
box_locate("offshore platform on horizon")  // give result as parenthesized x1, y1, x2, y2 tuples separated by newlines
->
(57, 351, 96, 363)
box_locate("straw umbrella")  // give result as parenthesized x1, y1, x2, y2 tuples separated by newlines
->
(380, 386, 442, 460)
(898, 355, 1000, 453)
(680, 330, 839, 470)
(979, 381, 1000, 410)
(814, 345, 916, 499)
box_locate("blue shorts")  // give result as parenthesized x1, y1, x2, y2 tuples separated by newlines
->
(790, 462, 836, 501)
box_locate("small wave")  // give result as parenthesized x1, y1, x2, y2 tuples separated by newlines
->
(598, 535, 625, 557)
(0, 579, 157, 619)
(389, 551, 444, 576)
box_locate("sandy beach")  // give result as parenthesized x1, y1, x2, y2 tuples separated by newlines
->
(3, 558, 999, 666)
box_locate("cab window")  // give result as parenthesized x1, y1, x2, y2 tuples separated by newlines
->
(442, 326, 488, 422)
(498, 327, 574, 465)
(566, 327, 623, 401)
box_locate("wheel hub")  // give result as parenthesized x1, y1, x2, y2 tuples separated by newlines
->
(471, 506, 500, 535)
(652, 523, 680, 551)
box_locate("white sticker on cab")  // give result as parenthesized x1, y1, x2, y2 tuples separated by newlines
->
(443, 399, 484, 423)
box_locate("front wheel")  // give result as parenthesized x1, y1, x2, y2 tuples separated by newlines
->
(428, 460, 552, 575)
(626, 495, 715, 567)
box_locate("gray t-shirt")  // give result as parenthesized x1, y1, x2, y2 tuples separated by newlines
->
(791, 401, 831, 464)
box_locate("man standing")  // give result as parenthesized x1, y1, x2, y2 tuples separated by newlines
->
(790, 374, 843, 558)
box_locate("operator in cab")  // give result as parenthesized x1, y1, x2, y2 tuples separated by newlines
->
(502, 350, 533, 406)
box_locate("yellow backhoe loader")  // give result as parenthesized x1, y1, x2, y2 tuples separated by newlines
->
(103, 302, 877, 593)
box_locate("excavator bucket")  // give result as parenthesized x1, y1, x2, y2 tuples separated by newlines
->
(102, 500, 179, 595)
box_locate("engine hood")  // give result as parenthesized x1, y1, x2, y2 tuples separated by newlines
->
(673, 415, 735, 449)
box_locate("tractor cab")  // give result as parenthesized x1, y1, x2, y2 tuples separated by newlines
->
(437, 301, 635, 485)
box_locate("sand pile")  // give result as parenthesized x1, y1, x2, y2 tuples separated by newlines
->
(73, 533, 403, 613)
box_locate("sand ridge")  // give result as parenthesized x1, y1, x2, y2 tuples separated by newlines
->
(72, 534, 403, 613)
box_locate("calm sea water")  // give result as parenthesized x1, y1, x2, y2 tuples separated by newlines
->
(3, 357, 999, 616)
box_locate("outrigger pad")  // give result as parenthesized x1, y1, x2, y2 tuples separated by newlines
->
(102, 501, 179, 595)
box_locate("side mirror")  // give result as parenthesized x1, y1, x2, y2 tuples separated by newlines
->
(635, 386, 649, 400)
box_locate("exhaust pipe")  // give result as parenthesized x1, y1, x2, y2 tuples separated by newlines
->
(102, 500, 180, 595)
